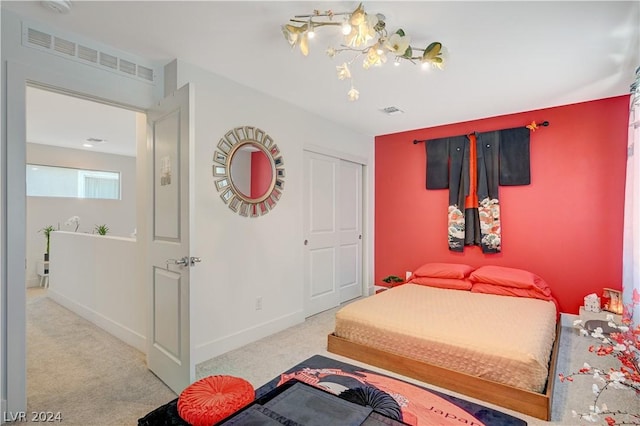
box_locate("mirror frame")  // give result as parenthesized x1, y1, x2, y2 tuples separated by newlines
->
(212, 126, 285, 217)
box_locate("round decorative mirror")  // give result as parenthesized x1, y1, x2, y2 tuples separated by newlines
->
(212, 126, 285, 217)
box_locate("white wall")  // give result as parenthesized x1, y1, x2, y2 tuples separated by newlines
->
(47, 231, 144, 351)
(26, 143, 136, 287)
(172, 60, 375, 364)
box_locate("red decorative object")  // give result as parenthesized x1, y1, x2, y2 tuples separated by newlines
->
(177, 375, 254, 426)
(602, 288, 623, 314)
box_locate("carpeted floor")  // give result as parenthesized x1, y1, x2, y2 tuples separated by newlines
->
(26, 288, 636, 425)
(26, 288, 177, 425)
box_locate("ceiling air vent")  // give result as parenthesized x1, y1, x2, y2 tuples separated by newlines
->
(27, 28, 51, 49)
(119, 59, 136, 76)
(99, 52, 118, 70)
(53, 36, 75, 56)
(137, 65, 154, 82)
(21, 20, 156, 84)
(77, 45, 98, 63)
(380, 106, 404, 116)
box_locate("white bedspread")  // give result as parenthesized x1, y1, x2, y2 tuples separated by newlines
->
(334, 284, 557, 392)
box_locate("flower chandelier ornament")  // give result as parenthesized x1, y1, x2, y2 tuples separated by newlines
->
(281, 3, 447, 101)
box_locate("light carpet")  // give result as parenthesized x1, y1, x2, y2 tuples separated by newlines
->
(26, 288, 635, 425)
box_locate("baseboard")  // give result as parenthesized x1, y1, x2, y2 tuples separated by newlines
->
(47, 290, 146, 352)
(194, 310, 305, 365)
(25, 278, 40, 288)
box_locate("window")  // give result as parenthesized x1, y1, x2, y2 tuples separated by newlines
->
(26, 164, 121, 200)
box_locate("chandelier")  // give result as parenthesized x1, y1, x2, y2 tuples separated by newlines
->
(281, 3, 446, 101)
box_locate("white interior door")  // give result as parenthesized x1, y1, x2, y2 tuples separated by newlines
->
(338, 160, 363, 303)
(304, 151, 363, 317)
(146, 84, 194, 394)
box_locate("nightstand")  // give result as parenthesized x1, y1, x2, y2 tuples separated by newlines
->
(579, 306, 621, 323)
(374, 285, 387, 294)
(375, 281, 405, 294)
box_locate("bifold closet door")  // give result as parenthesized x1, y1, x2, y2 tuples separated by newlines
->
(303, 151, 362, 318)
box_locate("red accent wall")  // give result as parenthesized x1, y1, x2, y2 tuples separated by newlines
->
(375, 96, 629, 314)
(250, 151, 271, 199)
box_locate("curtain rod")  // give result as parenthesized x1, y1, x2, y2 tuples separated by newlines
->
(412, 121, 550, 144)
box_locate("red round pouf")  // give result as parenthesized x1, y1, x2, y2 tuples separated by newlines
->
(177, 375, 254, 426)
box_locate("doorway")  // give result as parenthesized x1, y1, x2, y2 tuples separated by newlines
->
(3, 56, 157, 413)
(24, 85, 146, 406)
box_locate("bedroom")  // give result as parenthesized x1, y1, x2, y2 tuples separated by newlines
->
(1, 1, 639, 424)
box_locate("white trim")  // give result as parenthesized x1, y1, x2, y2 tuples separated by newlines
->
(303, 143, 368, 166)
(1, 399, 6, 425)
(47, 290, 146, 352)
(194, 310, 305, 364)
(3, 48, 157, 412)
(6, 60, 29, 414)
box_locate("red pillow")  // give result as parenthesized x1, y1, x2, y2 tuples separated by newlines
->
(470, 282, 552, 300)
(409, 277, 472, 290)
(412, 263, 475, 279)
(178, 375, 254, 426)
(469, 265, 550, 293)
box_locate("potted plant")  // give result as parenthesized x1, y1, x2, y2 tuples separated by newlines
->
(94, 224, 109, 235)
(381, 275, 405, 288)
(40, 225, 55, 261)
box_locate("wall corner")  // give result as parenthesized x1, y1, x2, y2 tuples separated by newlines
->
(164, 59, 178, 97)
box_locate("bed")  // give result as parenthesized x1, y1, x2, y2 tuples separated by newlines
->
(327, 264, 560, 420)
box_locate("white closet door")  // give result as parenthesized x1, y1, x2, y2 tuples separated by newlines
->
(304, 151, 363, 317)
(338, 159, 363, 303)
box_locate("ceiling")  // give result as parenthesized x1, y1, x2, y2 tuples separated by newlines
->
(4, 1, 639, 155)
(26, 87, 139, 157)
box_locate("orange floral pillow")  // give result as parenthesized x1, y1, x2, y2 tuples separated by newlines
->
(411, 263, 475, 279)
(408, 277, 472, 291)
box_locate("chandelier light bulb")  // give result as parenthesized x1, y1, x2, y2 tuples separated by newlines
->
(342, 21, 352, 35)
(308, 20, 315, 38)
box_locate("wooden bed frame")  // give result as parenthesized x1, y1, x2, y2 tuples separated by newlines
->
(327, 323, 561, 421)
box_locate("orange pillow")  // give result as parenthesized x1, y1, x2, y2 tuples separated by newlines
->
(178, 375, 254, 426)
(408, 277, 472, 291)
(412, 263, 475, 279)
(470, 282, 552, 300)
(469, 265, 550, 293)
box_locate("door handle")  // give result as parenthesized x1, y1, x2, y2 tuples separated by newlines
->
(166, 257, 188, 268)
(166, 256, 201, 269)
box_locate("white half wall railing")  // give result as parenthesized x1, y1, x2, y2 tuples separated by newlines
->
(48, 231, 145, 351)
